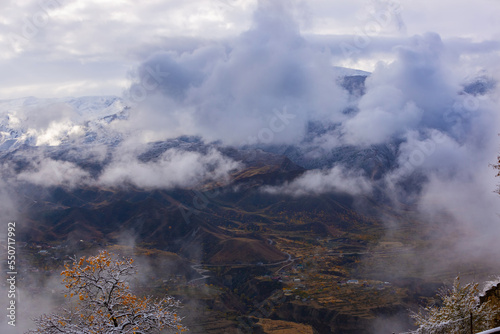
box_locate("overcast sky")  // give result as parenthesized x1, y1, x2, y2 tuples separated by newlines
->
(0, 0, 499, 99)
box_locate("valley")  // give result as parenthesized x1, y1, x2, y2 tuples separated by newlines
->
(1, 78, 499, 332)
(11, 154, 498, 333)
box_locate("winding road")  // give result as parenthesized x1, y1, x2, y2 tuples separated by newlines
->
(187, 251, 295, 284)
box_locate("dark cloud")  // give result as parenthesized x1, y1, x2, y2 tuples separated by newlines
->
(122, 0, 349, 145)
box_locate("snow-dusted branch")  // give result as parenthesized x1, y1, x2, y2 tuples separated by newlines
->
(26, 250, 186, 334)
(409, 276, 496, 334)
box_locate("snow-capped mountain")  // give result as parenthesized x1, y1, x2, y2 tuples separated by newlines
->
(0, 96, 128, 152)
(0, 68, 370, 156)
(0, 72, 495, 186)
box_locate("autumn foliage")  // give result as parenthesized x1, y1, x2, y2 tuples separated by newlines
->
(27, 250, 186, 334)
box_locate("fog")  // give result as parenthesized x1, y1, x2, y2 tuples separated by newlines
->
(1, 0, 500, 333)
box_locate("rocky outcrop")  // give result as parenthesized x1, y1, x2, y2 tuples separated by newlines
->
(480, 283, 500, 326)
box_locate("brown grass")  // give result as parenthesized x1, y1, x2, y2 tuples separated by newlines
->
(257, 318, 314, 334)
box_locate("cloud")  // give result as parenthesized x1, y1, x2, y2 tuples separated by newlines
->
(9, 1, 495, 217)
(97, 147, 241, 189)
(341, 33, 461, 146)
(0, 0, 499, 99)
(16, 158, 91, 188)
(3, 0, 499, 208)
(0, 0, 258, 99)
(14, 100, 73, 129)
(374, 72, 500, 262)
(120, 0, 500, 151)
(121, 0, 351, 145)
(263, 165, 372, 197)
(8, 143, 241, 191)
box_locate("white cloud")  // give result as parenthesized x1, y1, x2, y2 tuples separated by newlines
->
(16, 158, 91, 188)
(32, 121, 84, 146)
(8, 145, 241, 190)
(263, 165, 372, 197)
(97, 147, 241, 189)
(0, 0, 498, 98)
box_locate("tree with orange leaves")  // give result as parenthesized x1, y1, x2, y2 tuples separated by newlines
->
(27, 250, 186, 334)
